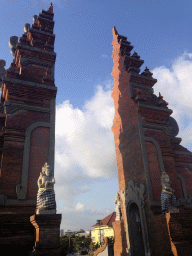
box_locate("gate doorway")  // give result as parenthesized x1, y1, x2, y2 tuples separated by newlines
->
(128, 203, 145, 256)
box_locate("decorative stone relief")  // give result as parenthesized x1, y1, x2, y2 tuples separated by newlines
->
(33, 15, 38, 23)
(24, 23, 30, 33)
(125, 180, 146, 208)
(166, 116, 179, 138)
(114, 191, 121, 221)
(123, 180, 151, 256)
(4, 100, 50, 114)
(9, 36, 18, 56)
(4, 102, 22, 114)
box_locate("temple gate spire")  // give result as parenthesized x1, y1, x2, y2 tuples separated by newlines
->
(111, 27, 192, 256)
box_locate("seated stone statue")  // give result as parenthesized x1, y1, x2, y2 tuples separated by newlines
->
(36, 162, 56, 214)
(161, 172, 178, 213)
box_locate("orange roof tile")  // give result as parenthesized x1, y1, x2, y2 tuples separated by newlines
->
(92, 212, 116, 227)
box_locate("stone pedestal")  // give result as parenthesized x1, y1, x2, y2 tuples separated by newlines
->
(30, 214, 62, 256)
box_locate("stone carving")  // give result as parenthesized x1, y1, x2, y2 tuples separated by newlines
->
(161, 172, 178, 213)
(0, 60, 6, 87)
(141, 66, 153, 78)
(33, 15, 38, 23)
(9, 36, 18, 56)
(4, 101, 50, 115)
(131, 51, 140, 59)
(4, 102, 22, 115)
(36, 162, 56, 214)
(158, 92, 168, 107)
(24, 23, 30, 33)
(125, 180, 146, 209)
(166, 116, 179, 138)
(115, 191, 121, 221)
(124, 181, 151, 255)
(0, 60, 6, 77)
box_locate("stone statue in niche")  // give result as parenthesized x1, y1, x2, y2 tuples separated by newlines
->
(36, 162, 56, 214)
(115, 191, 121, 221)
(161, 172, 179, 213)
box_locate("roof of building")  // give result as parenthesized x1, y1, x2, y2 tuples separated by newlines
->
(92, 212, 116, 227)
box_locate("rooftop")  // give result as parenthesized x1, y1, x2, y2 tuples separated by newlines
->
(92, 212, 116, 227)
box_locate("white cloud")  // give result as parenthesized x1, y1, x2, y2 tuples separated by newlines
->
(54, 80, 117, 230)
(55, 83, 116, 183)
(152, 51, 192, 150)
(54, 51, 192, 231)
(76, 202, 85, 212)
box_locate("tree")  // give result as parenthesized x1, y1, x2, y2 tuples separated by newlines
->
(60, 235, 75, 256)
(83, 236, 92, 249)
(73, 235, 82, 252)
(94, 242, 100, 250)
(89, 240, 96, 252)
(60, 235, 69, 256)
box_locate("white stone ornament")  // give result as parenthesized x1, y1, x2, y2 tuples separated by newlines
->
(36, 162, 56, 214)
(115, 191, 121, 221)
(9, 36, 18, 56)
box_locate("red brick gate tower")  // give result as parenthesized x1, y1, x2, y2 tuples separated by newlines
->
(111, 27, 192, 256)
(0, 4, 57, 253)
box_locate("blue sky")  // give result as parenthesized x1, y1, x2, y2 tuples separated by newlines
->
(1, 0, 192, 232)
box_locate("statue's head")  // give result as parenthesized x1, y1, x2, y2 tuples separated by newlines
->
(161, 172, 170, 184)
(42, 162, 52, 176)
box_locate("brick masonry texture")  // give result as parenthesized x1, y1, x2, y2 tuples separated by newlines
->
(0, 5, 57, 255)
(0, 5, 56, 205)
(111, 27, 192, 256)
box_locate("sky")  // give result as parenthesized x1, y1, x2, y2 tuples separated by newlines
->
(1, 0, 192, 232)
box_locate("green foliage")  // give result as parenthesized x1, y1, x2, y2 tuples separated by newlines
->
(90, 240, 101, 250)
(100, 237, 115, 247)
(108, 237, 115, 244)
(60, 234, 93, 255)
(89, 240, 96, 251)
(73, 235, 82, 251)
(60, 235, 75, 256)
(83, 237, 92, 249)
